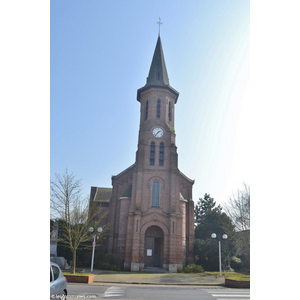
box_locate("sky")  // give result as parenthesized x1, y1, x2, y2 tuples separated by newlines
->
(50, 0, 250, 206)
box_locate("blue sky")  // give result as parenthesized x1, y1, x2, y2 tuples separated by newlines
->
(50, 0, 250, 205)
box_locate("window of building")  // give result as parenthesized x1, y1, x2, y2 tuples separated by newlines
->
(168, 101, 172, 122)
(151, 180, 160, 207)
(159, 142, 164, 166)
(145, 100, 148, 121)
(150, 142, 155, 166)
(157, 99, 161, 119)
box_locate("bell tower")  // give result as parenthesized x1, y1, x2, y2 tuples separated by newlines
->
(136, 36, 180, 172)
(106, 35, 195, 272)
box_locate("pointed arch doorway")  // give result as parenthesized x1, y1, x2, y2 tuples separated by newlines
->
(144, 226, 164, 267)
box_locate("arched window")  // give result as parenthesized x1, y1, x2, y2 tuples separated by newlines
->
(168, 101, 172, 122)
(151, 180, 160, 207)
(150, 142, 155, 166)
(159, 142, 164, 166)
(157, 99, 161, 119)
(145, 100, 148, 121)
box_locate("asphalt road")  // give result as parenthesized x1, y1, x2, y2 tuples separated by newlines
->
(67, 283, 250, 300)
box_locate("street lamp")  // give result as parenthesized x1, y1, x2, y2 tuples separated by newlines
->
(89, 226, 102, 272)
(211, 233, 228, 277)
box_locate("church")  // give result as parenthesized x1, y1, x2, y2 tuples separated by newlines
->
(89, 35, 195, 272)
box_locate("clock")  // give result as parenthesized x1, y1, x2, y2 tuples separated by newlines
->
(152, 127, 164, 138)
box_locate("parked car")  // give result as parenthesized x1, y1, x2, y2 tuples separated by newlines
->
(50, 261, 67, 299)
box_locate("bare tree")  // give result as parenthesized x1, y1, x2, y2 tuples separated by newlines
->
(224, 182, 250, 232)
(50, 169, 107, 273)
(223, 182, 250, 258)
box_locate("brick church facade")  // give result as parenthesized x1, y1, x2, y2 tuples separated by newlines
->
(90, 36, 195, 272)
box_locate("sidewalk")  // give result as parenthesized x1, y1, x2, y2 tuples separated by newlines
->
(90, 270, 225, 286)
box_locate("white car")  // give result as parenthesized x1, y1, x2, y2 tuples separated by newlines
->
(50, 262, 67, 299)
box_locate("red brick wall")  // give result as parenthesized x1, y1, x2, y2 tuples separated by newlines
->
(106, 85, 195, 271)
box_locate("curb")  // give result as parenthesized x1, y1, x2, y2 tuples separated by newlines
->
(92, 280, 225, 286)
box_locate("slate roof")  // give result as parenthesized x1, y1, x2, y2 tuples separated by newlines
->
(93, 187, 112, 203)
(122, 184, 132, 197)
(137, 36, 179, 102)
(146, 36, 170, 86)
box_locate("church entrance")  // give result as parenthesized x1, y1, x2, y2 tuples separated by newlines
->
(144, 226, 163, 267)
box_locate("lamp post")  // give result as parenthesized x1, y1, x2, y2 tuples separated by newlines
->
(89, 226, 102, 272)
(211, 233, 228, 277)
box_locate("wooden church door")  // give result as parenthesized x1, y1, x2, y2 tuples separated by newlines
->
(144, 226, 163, 267)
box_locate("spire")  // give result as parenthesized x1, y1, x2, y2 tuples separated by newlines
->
(137, 36, 179, 103)
(146, 36, 169, 86)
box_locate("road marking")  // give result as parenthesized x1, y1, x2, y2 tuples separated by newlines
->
(212, 295, 250, 297)
(207, 289, 250, 300)
(104, 286, 125, 298)
(211, 293, 250, 300)
(213, 299, 250, 300)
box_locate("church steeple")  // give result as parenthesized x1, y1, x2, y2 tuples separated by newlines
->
(104, 30, 195, 273)
(146, 36, 169, 86)
(137, 36, 179, 103)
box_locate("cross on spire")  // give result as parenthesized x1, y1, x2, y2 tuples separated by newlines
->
(157, 17, 163, 36)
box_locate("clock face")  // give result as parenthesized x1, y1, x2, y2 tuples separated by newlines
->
(152, 127, 164, 138)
